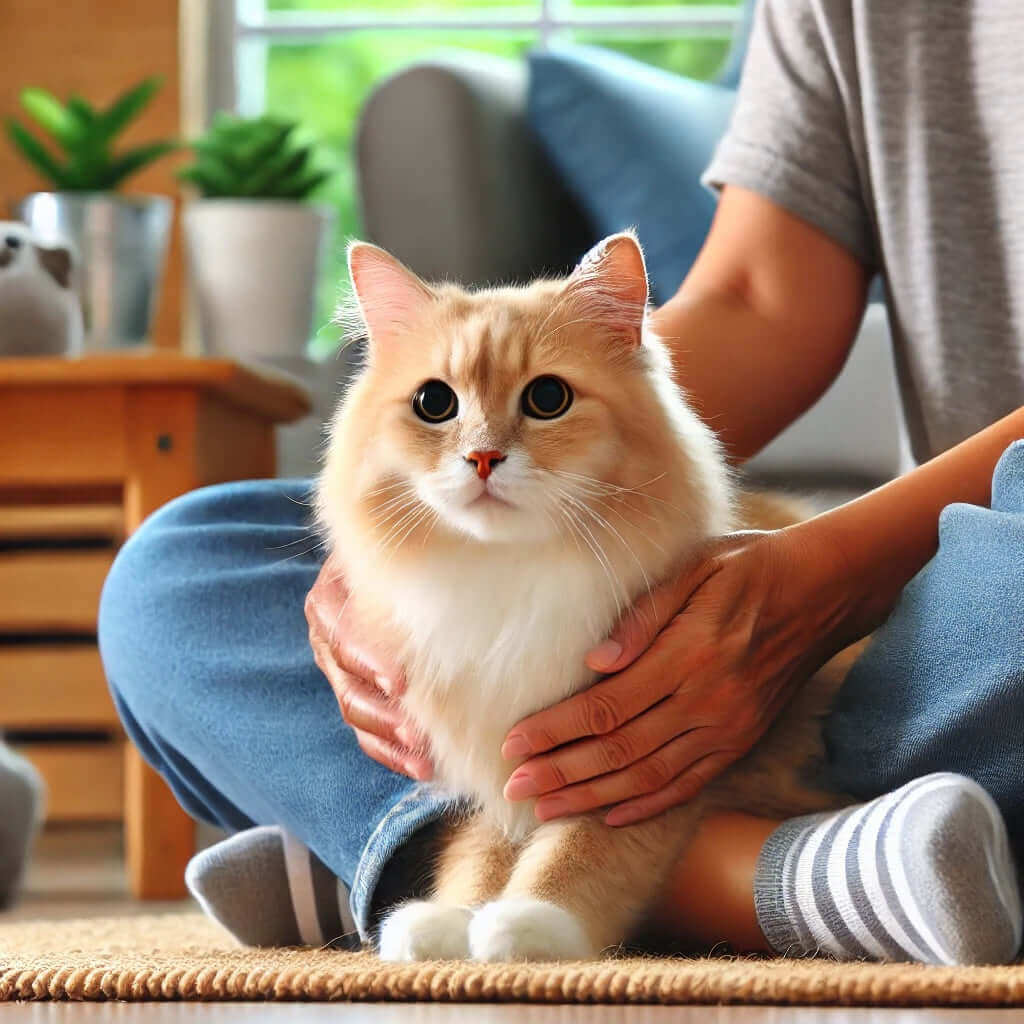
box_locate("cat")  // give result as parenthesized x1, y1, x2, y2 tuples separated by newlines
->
(316, 231, 854, 962)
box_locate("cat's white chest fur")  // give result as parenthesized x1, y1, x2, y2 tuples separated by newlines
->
(353, 542, 633, 837)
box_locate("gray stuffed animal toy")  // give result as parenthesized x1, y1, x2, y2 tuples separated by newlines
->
(0, 222, 83, 356)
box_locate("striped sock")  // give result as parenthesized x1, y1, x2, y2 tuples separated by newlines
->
(186, 826, 359, 949)
(755, 773, 1023, 965)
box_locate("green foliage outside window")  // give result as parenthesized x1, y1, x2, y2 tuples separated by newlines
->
(251, 1, 740, 354)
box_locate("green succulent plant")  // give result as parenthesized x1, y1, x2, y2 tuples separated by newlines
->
(178, 113, 331, 201)
(4, 77, 177, 192)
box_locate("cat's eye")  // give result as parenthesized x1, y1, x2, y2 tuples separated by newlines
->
(522, 375, 573, 420)
(413, 379, 458, 423)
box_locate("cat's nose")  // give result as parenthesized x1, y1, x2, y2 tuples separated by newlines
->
(465, 449, 506, 480)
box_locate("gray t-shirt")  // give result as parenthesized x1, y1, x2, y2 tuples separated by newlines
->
(703, 0, 1024, 462)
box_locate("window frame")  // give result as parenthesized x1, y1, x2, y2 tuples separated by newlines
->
(209, 1, 743, 116)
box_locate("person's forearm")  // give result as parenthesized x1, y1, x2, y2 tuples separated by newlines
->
(803, 405, 1024, 639)
(650, 188, 869, 463)
(651, 288, 856, 462)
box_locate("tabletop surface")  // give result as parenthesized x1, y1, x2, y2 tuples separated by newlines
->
(0, 352, 312, 424)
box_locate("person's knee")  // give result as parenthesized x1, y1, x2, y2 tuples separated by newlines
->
(100, 487, 216, 716)
(992, 439, 1024, 514)
(100, 482, 277, 716)
(100, 478, 316, 720)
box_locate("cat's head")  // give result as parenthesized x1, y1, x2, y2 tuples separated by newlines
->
(320, 232, 726, 554)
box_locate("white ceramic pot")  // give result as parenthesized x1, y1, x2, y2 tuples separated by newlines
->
(184, 199, 333, 359)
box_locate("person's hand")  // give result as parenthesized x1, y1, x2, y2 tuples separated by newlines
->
(501, 523, 860, 827)
(305, 555, 433, 780)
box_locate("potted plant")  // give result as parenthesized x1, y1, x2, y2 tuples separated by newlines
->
(178, 113, 334, 360)
(5, 77, 177, 349)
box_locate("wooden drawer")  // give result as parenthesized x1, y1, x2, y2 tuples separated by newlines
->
(0, 645, 118, 730)
(0, 504, 123, 543)
(0, 549, 115, 633)
(15, 740, 123, 822)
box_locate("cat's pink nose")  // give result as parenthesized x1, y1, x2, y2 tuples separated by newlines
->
(466, 449, 506, 480)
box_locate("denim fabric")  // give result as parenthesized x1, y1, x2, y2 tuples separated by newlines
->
(100, 442, 1024, 940)
(98, 480, 449, 941)
(825, 440, 1024, 842)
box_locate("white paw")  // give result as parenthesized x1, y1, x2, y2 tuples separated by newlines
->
(468, 898, 594, 962)
(378, 901, 473, 962)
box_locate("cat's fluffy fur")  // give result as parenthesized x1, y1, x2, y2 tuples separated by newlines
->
(318, 233, 852, 963)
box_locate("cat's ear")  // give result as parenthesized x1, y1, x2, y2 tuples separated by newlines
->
(565, 231, 649, 347)
(346, 241, 435, 346)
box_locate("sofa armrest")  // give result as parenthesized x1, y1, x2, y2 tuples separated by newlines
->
(356, 53, 593, 288)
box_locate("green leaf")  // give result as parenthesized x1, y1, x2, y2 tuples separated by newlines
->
(178, 155, 238, 198)
(192, 137, 247, 176)
(278, 167, 330, 200)
(235, 121, 295, 171)
(19, 88, 82, 150)
(99, 76, 163, 142)
(67, 95, 97, 127)
(244, 145, 309, 197)
(4, 116, 68, 187)
(103, 140, 178, 189)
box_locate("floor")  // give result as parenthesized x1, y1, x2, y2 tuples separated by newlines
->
(3, 827, 1023, 1021)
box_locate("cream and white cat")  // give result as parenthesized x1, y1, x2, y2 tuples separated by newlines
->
(317, 232, 850, 962)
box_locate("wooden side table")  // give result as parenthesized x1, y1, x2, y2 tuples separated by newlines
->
(0, 353, 311, 899)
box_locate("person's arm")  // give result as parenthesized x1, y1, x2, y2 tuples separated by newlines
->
(653, 185, 871, 462)
(503, 404, 1024, 826)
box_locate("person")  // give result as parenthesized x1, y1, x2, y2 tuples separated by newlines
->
(99, 0, 1024, 962)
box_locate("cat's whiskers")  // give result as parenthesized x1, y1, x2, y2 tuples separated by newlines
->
(552, 468, 670, 500)
(542, 494, 580, 553)
(375, 500, 428, 554)
(367, 485, 420, 517)
(265, 529, 321, 551)
(386, 506, 434, 557)
(267, 542, 327, 568)
(419, 506, 441, 546)
(552, 503, 614, 608)
(552, 487, 628, 613)
(557, 487, 656, 620)
(546, 470, 666, 547)
(376, 499, 438, 566)
(362, 480, 410, 499)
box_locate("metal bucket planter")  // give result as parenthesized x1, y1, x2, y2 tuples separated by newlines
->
(183, 199, 333, 360)
(19, 192, 172, 350)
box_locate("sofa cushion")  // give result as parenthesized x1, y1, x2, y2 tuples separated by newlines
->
(527, 45, 734, 303)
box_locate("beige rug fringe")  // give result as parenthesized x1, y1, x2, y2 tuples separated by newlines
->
(2, 913, 1024, 1005)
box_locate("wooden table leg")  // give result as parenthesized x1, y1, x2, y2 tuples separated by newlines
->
(121, 391, 206, 900)
(120, 389, 278, 899)
(125, 745, 195, 900)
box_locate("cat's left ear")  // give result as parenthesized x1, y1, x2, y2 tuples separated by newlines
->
(346, 241, 436, 348)
(566, 231, 649, 347)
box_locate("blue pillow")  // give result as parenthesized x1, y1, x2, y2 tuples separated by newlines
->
(527, 45, 735, 304)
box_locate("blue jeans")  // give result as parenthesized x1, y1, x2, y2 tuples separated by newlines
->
(98, 441, 1024, 941)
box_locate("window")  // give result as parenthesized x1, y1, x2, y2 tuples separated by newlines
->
(222, 1, 744, 353)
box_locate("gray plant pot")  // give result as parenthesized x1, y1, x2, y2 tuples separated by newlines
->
(19, 192, 172, 350)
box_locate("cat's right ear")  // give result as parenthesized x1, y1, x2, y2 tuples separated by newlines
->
(346, 242, 435, 347)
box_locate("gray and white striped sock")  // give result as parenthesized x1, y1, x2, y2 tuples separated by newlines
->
(186, 826, 359, 949)
(755, 773, 1023, 965)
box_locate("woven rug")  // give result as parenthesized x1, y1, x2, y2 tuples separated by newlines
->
(3, 912, 1024, 1006)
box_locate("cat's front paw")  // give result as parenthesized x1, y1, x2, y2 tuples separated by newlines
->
(468, 898, 594, 962)
(378, 901, 473, 962)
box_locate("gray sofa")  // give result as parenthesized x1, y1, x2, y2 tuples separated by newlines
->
(356, 54, 593, 291)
